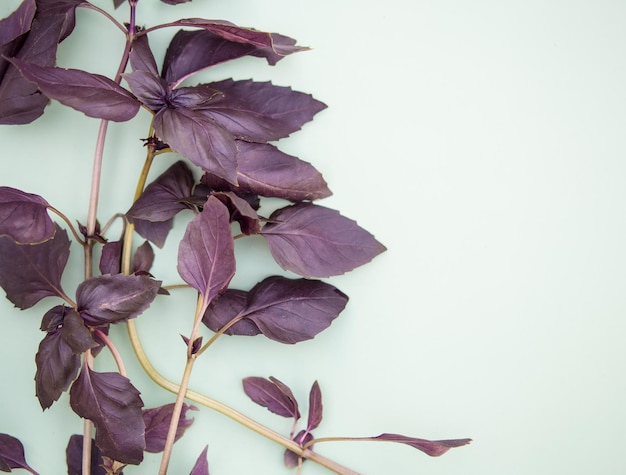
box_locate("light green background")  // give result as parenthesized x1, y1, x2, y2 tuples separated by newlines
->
(1, 0, 626, 474)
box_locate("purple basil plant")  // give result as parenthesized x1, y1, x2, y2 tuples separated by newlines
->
(0, 0, 470, 473)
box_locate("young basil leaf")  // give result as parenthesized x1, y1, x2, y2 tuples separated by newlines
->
(66, 434, 109, 475)
(112, 0, 126, 9)
(189, 445, 209, 475)
(261, 203, 387, 278)
(0, 433, 40, 475)
(60, 309, 97, 354)
(8, 58, 141, 121)
(0, 186, 55, 244)
(35, 330, 80, 410)
(212, 191, 261, 235)
(132, 240, 155, 274)
(99, 239, 123, 275)
(154, 107, 238, 185)
(242, 276, 348, 344)
(69, 365, 145, 465)
(132, 218, 174, 249)
(242, 376, 300, 420)
(232, 141, 331, 202)
(129, 34, 159, 75)
(283, 430, 314, 468)
(143, 403, 197, 453)
(307, 381, 323, 432)
(123, 69, 169, 110)
(199, 79, 326, 142)
(201, 289, 261, 336)
(372, 434, 472, 457)
(126, 161, 195, 223)
(76, 274, 162, 326)
(177, 196, 236, 305)
(0, 224, 70, 309)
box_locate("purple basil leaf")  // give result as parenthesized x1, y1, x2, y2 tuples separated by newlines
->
(129, 34, 159, 76)
(0, 454, 9, 472)
(132, 217, 173, 248)
(77, 274, 161, 326)
(143, 403, 196, 453)
(132, 240, 155, 274)
(112, 0, 126, 8)
(66, 434, 108, 475)
(123, 70, 168, 110)
(242, 376, 300, 420)
(99, 239, 123, 275)
(0, 1, 83, 124)
(154, 107, 238, 184)
(242, 276, 348, 344)
(233, 141, 331, 201)
(189, 445, 209, 475)
(307, 381, 323, 432)
(0, 0, 36, 45)
(126, 161, 195, 223)
(0, 186, 55, 244)
(212, 191, 261, 235)
(0, 434, 39, 475)
(60, 309, 97, 354)
(8, 58, 141, 121)
(177, 196, 236, 304)
(201, 289, 261, 336)
(373, 434, 472, 457)
(261, 203, 387, 278)
(35, 330, 80, 410)
(284, 430, 314, 468)
(69, 365, 145, 465)
(162, 0, 192, 4)
(163, 20, 307, 67)
(201, 79, 326, 142)
(40, 304, 68, 332)
(162, 29, 257, 84)
(0, 224, 70, 309)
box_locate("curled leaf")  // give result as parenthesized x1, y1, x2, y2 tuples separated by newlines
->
(0, 186, 54, 244)
(373, 433, 472, 457)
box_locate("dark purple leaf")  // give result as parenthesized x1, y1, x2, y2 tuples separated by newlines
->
(69, 365, 145, 465)
(154, 107, 237, 184)
(169, 84, 222, 109)
(0, 434, 39, 475)
(212, 191, 260, 234)
(261, 203, 386, 278)
(0, 0, 36, 45)
(132, 240, 155, 274)
(77, 274, 161, 326)
(162, 29, 257, 84)
(66, 434, 108, 475)
(0, 186, 54, 244)
(177, 196, 236, 304)
(132, 217, 173, 249)
(202, 290, 261, 336)
(40, 304, 68, 331)
(8, 58, 141, 121)
(35, 330, 80, 410)
(0, 224, 70, 309)
(129, 34, 158, 76)
(126, 161, 195, 223)
(162, 20, 307, 67)
(0, 1, 83, 124)
(161, 0, 192, 4)
(99, 239, 123, 275)
(307, 381, 323, 432)
(61, 309, 97, 354)
(372, 434, 472, 457)
(143, 403, 196, 453)
(112, 0, 126, 8)
(200, 79, 326, 142)
(242, 276, 348, 344)
(284, 430, 314, 468)
(123, 70, 168, 110)
(189, 445, 209, 475)
(233, 141, 331, 201)
(242, 376, 300, 420)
